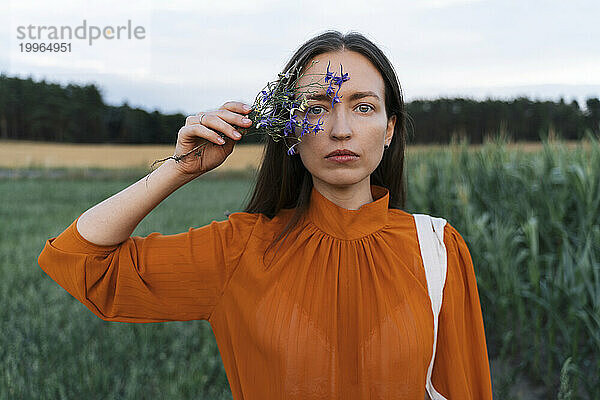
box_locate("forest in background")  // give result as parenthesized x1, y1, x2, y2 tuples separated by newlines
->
(1, 74, 599, 145)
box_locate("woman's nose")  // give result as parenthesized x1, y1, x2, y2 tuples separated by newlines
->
(329, 109, 352, 140)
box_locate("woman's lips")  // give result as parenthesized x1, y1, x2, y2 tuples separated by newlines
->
(326, 155, 359, 163)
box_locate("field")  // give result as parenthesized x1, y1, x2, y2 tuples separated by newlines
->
(0, 139, 590, 170)
(1, 136, 599, 399)
(0, 140, 265, 170)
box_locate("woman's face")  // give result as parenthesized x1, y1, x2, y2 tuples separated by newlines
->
(293, 50, 396, 190)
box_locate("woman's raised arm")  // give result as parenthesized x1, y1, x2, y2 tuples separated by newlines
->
(37, 101, 257, 322)
(76, 101, 253, 247)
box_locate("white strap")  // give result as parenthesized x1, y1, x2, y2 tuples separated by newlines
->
(413, 213, 448, 400)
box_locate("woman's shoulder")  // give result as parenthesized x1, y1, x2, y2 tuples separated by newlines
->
(388, 207, 416, 219)
(224, 209, 293, 225)
(387, 207, 421, 229)
(387, 209, 466, 246)
(390, 208, 461, 230)
(216, 209, 296, 239)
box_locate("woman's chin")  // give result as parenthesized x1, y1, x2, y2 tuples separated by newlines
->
(316, 172, 369, 188)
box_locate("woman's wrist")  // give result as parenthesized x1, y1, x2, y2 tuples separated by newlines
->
(158, 158, 204, 186)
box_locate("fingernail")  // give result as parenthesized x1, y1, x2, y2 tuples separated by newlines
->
(218, 137, 226, 144)
(233, 131, 241, 139)
(243, 104, 252, 111)
(242, 118, 252, 124)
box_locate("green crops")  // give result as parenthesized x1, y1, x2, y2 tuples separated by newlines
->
(404, 133, 600, 399)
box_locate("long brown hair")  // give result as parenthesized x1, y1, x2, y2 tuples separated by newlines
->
(243, 30, 409, 262)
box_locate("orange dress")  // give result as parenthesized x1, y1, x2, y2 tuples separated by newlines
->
(38, 184, 493, 399)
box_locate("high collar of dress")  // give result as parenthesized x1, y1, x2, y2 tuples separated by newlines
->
(306, 184, 390, 240)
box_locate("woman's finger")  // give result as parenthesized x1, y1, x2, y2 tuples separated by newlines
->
(221, 101, 253, 115)
(214, 108, 253, 130)
(185, 114, 203, 126)
(199, 113, 242, 141)
(178, 124, 226, 145)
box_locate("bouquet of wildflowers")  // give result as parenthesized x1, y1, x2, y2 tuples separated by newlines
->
(149, 60, 350, 171)
(238, 59, 350, 155)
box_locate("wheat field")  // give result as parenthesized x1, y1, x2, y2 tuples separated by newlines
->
(0, 139, 588, 170)
(0, 141, 264, 170)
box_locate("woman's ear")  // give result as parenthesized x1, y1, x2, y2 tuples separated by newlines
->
(385, 114, 396, 146)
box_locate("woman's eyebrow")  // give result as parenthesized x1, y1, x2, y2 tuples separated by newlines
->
(305, 90, 381, 102)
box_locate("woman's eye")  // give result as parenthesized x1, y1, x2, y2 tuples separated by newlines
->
(357, 104, 374, 113)
(308, 106, 324, 115)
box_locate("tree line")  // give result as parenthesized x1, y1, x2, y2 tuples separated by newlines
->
(1, 74, 598, 145)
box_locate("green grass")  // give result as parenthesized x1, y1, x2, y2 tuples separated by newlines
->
(0, 173, 255, 399)
(1, 134, 599, 399)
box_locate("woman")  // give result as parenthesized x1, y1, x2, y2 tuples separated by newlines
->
(38, 31, 493, 399)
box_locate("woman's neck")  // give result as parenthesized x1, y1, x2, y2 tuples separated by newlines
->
(311, 177, 374, 210)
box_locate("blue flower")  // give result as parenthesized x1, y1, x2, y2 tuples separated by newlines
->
(330, 95, 341, 109)
(326, 84, 335, 97)
(300, 112, 311, 137)
(332, 63, 350, 86)
(330, 85, 342, 108)
(259, 116, 275, 128)
(261, 90, 274, 104)
(324, 60, 334, 83)
(324, 63, 350, 109)
(311, 116, 324, 133)
(284, 114, 298, 136)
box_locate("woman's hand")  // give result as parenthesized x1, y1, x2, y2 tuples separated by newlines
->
(172, 101, 253, 177)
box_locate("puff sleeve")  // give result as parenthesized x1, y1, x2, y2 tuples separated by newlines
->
(430, 223, 493, 399)
(37, 212, 259, 323)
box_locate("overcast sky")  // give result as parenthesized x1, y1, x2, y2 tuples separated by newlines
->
(1, 0, 598, 115)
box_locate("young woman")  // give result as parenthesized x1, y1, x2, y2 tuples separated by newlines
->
(38, 31, 493, 399)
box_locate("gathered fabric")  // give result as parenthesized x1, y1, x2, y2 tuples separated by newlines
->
(38, 184, 493, 399)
